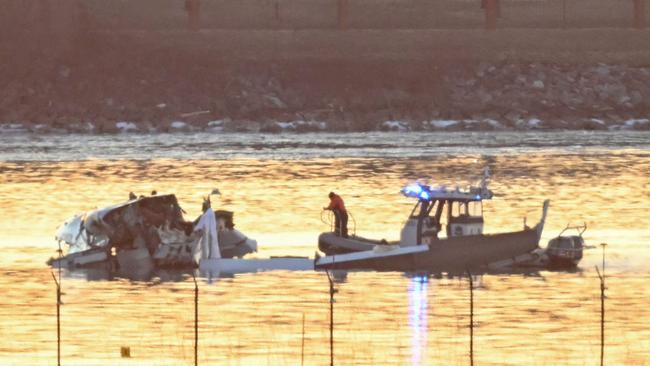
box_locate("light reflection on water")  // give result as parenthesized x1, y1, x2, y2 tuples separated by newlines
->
(409, 276, 429, 366)
(0, 132, 649, 365)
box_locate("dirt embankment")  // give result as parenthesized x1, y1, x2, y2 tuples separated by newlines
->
(2, 30, 650, 133)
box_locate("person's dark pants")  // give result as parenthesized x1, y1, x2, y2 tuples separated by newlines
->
(333, 209, 349, 238)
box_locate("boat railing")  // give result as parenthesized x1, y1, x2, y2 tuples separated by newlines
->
(557, 222, 587, 237)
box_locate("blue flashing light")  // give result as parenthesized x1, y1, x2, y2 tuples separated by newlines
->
(475, 195, 481, 200)
(404, 184, 423, 195)
(403, 183, 436, 201)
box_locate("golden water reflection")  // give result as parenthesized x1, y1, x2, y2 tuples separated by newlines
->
(0, 153, 649, 365)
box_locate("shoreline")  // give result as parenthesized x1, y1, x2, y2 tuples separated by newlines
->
(1, 117, 649, 135)
(3, 31, 650, 133)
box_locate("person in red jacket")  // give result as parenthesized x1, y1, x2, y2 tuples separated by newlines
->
(324, 192, 348, 238)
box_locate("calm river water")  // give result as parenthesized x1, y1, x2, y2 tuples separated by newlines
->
(0, 131, 649, 365)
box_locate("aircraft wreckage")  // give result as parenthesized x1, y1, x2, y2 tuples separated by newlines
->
(48, 193, 257, 270)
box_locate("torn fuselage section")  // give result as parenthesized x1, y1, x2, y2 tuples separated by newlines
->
(49, 194, 257, 269)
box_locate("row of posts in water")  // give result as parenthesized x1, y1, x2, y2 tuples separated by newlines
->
(51, 244, 608, 366)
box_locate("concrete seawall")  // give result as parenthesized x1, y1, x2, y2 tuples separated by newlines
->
(99, 28, 650, 64)
(80, 0, 650, 30)
(2, 0, 649, 63)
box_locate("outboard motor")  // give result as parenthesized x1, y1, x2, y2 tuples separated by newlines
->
(545, 223, 587, 267)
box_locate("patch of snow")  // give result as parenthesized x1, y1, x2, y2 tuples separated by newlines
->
(276, 122, 296, 130)
(532, 80, 545, 89)
(297, 121, 327, 131)
(207, 120, 225, 132)
(171, 121, 188, 129)
(428, 120, 460, 129)
(268, 120, 327, 132)
(382, 120, 410, 132)
(0, 123, 28, 133)
(515, 118, 543, 129)
(115, 121, 138, 133)
(295, 120, 327, 130)
(623, 118, 650, 129)
(461, 120, 482, 129)
(156, 103, 167, 109)
(484, 119, 505, 129)
(590, 118, 606, 125)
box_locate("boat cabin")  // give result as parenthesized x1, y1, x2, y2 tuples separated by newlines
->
(399, 179, 493, 246)
(448, 200, 484, 237)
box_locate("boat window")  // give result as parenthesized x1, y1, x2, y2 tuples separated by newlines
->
(468, 201, 483, 217)
(451, 201, 469, 217)
(451, 201, 459, 217)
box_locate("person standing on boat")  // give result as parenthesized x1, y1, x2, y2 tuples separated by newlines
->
(324, 192, 348, 238)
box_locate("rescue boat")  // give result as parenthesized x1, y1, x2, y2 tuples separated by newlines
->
(315, 169, 550, 272)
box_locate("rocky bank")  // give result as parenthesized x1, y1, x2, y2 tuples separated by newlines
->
(2, 52, 650, 133)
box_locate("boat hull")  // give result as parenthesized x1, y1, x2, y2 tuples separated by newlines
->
(315, 228, 540, 272)
(547, 255, 581, 268)
(318, 233, 384, 255)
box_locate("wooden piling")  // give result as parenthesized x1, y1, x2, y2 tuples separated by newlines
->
(53, 243, 63, 366)
(337, 0, 348, 30)
(595, 266, 605, 366)
(186, 0, 201, 31)
(596, 243, 607, 366)
(466, 270, 474, 366)
(193, 274, 198, 366)
(634, 0, 646, 29)
(274, 0, 281, 27)
(326, 270, 335, 366)
(485, 0, 498, 30)
(52, 272, 61, 366)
